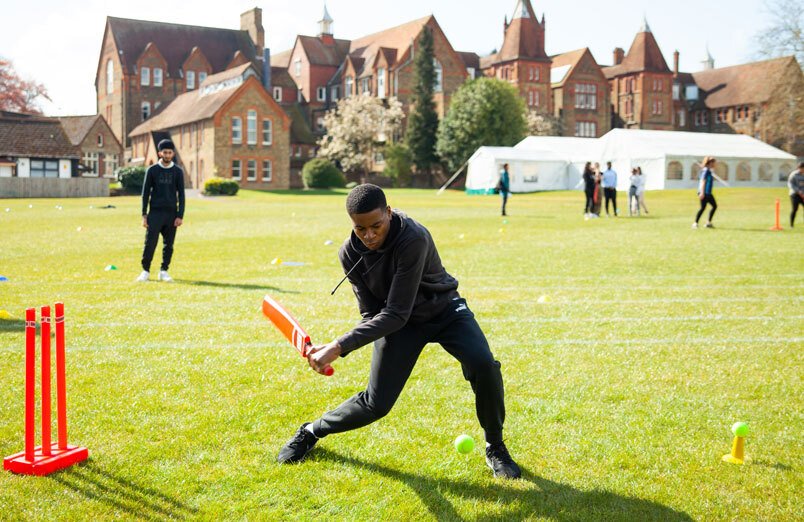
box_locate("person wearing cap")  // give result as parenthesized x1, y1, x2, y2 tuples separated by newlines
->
(137, 139, 185, 282)
(693, 156, 717, 229)
(788, 162, 804, 228)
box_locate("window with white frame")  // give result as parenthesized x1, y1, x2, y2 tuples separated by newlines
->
(316, 116, 325, 132)
(262, 119, 272, 145)
(434, 59, 443, 92)
(575, 83, 597, 109)
(97, 134, 103, 147)
(232, 117, 242, 144)
(153, 68, 163, 86)
(273, 86, 282, 102)
(316, 86, 326, 101)
(106, 59, 114, 94)
(361, 77, 370, 93)
(677, 110, 686, 127)
(331, 85, 339, 101)
(198, 72, 207, 85)
(672, 84, 680, 100)
(345, 76, 353, 97)
(528, 91, 534, 106)
(574, 121, 596, 137)
(247, 111, 257, 145)
(232, 159, 241, 179)
(262, 160, 272, 182)
(105, 154, 118, 177)
(140, 67, 150, 86)
(141, 101, 151, 120)
(466, 67, 475, 79)
(247, 160, 257, 180)
(186, 70, 195, 90)
(295, 146, 302, 158)
(83, 152, 99, 175)
(294, 58, 302, 77)
(377, 68, 386, 98)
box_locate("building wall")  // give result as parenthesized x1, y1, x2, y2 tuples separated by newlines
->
(213, 84, 292, 189)
(78, 117, 124, 176)
(610, 72, 673, 130)
(97, 29, 125, 148)
(555, 53, 610, 137)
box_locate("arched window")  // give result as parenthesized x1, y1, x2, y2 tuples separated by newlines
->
(779, 163, 793, 182)
(714, 161, 729, 182)
(106, 59, 114, 94)
(736, 162, 752, 181)
(758, 163, 773, 182)
(666, 161, 683, 180)
(433, 59, 443, 93)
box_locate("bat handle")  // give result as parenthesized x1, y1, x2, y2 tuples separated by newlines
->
(305, 342, 335, 376)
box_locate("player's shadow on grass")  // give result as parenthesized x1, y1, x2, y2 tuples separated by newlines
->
(175, 279, 299, 293)
(313, 448, 692, 521)
(49, 461, 197, 521)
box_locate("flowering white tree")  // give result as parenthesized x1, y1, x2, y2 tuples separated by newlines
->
(317, 94, 404, 178)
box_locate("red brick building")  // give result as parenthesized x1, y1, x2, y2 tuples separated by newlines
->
(58, 115, 122, 177)
(480, 0, 553, 116)
(96, 10, 264, 152)
(128, 64, 291, 189)
(550, 48, 610, 138)
(602, 18, 674, 131)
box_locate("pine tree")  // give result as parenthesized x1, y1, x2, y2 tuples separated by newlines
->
(406, 27, 440, 184)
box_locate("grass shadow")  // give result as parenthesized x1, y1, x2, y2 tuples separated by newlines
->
(49, 461, 197, 520)
(0, 317, 26, 332)
(312, 448, 692, 521)
(174, 279, 299, 293)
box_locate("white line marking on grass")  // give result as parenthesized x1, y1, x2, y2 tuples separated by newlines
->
(517, 337, 804, 347)
(485, 297, 803, 305)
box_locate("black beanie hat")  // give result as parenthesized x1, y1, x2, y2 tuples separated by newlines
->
(157, 139, 175, 151)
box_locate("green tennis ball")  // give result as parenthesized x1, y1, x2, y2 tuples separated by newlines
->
(454, 434, 475, 454)
(732, 422, 749, 437)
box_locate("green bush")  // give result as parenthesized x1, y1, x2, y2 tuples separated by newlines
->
(203, 177, 239, 196)
(118, 166, 146, 193)
(383, 144, 413, 187)
(302, 158, 346, 189)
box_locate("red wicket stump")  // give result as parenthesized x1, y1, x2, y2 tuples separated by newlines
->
(4, 303, 89, 475)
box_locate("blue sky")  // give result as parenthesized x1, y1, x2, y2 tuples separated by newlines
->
(2, 0, 773, 115)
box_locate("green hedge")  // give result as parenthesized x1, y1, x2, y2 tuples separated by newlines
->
(118, 166, 146, 193)
(302, 158, 346, 189)
(203, 177, 240, 196)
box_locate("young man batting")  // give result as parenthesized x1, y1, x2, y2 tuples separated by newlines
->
(277, 184, 521, 479)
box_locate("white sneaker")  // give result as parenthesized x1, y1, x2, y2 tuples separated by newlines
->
(691, 223, 698, 229)
(158, 270, 173, 282)
(136, 270, 150, 282)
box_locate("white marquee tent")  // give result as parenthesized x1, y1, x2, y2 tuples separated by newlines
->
(463, 129, 796, 193)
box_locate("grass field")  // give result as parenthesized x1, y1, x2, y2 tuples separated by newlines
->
(0, 187, 801, 520)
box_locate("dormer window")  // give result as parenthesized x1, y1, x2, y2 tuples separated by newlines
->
(186, 71, 195, 90)
(199, 72, 207, 85)
(140, 67, 150, 86)
(153, 68, 163, 86)
(377, 68, 386, 99)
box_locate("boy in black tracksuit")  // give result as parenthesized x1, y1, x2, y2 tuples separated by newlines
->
(137, 139, 185, 282)
(277, 184, 521, 479)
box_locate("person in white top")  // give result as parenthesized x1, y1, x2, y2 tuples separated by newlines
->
(636, 166, 648, 215)
(628, 168, 641, 216)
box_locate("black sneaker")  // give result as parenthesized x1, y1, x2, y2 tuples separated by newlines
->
(485, 442, 521, 479)
(277, 423, 319, 464)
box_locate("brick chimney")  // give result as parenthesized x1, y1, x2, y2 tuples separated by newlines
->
(673, 50, 679, 77)
(613, 47, 624, 65)
(241, 8, 264, 51)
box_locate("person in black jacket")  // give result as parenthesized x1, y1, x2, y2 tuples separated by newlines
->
(582, 161, 595, 218)
(136, 139, 185, 282)
(277, 184, 521, 479)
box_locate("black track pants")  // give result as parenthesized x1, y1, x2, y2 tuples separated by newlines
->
(141, 210, 177, 272)
(312, 298, 506, 444)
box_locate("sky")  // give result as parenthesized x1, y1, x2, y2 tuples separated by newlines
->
(2, 0, 775, 116)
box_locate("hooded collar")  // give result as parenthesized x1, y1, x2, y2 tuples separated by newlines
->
(349, 210, 405, 255)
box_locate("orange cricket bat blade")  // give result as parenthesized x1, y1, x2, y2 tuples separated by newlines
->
(262, 295, 334, 376)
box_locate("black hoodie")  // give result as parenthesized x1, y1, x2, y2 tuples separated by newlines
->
(336, 211, 460, 354)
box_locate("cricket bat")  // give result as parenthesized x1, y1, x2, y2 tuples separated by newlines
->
(262, 295, 334, 376)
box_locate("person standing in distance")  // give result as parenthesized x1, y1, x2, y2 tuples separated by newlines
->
(602, 161, 618, 217)
(136, 139, 185, 282)
(693, 156, 718, 229)
(277, 184, 521, 479)
(788, 162, 804, 228)
(499, 163, 511, 216)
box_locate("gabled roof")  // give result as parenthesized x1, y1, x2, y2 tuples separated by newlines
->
(58, 115, 101, 146)
(297, 35, 351, 67)
(549, 48, 587, 86)
(130, 69, 264, 137)
(282, 104, 316, 144)
(271, 66, 297, 90)
(349, 16, 431, 60)
(271, 49, 293, 69)
(691, 56, 798, 109)
(199, 62, 254, 88)
(105, 16, 257, 77)
(0, 112, 80, 159)
(602, 25, 670, 78)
